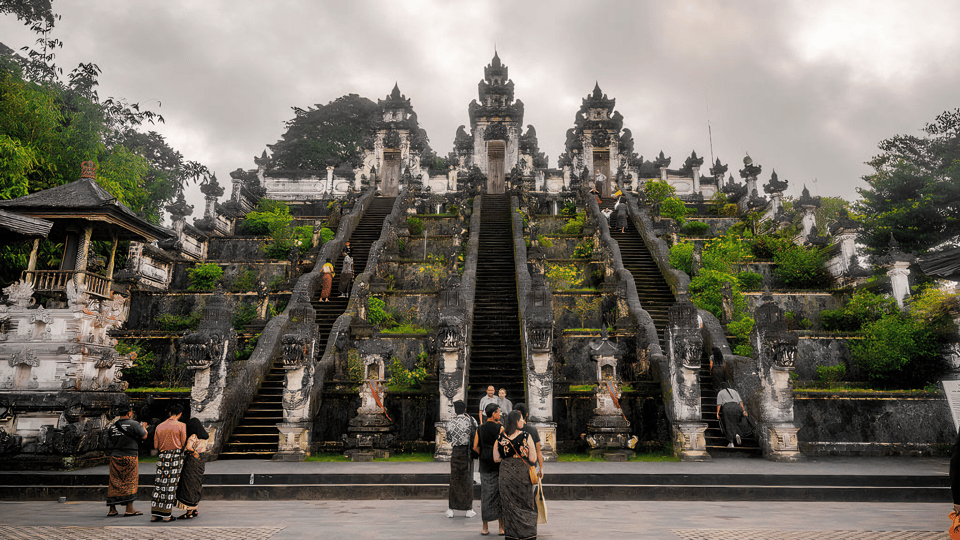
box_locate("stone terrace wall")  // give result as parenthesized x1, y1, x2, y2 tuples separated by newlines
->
(794, 392, 955, 456)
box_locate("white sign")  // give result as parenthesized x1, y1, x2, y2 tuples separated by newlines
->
(941, 380, 960, 430)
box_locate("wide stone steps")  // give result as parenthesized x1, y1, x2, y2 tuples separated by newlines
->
(1, 469, 947, 502)
(609, 222, 674, 349)
(699, 349, 762, 457)
(220, 197, 396, 460)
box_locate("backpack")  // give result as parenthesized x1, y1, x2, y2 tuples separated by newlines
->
(102, 421, 131, 450)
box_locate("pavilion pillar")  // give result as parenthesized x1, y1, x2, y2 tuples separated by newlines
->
(27, 238, 40, 272)
(105, 233, 119, 293)
(74, 225, 93, 288)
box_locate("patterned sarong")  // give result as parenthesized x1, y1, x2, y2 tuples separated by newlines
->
(150, 449, 183, 518)
(480, 469, 501, 522)
(500, 457, 537, 540)
(105, 455, 139, 506)
(448, 445, 474, 511)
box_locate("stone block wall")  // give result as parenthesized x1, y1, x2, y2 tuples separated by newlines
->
(794, 392, 954, 456)
(744, 292, 838, 330)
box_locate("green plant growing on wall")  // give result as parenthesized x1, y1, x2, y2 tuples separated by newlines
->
(820, 290, 897, 332)
(156, 311, 202, 332)
(572, 238, 594, 259)
(388, 355, 429, 390)
(117, 340, 160, 388)
(726, 315, 755, 356)
(187, 263, 223, 290)
(772, 244, 831, 289)
(236, 333, 260, 361)
(231, 269, 257, 292)
(240, 199, 291, 235)
(560, 201, 578, 216)
(562, 213, 585, 235)
(680, 220, 710, 236)
(232, 302, 258, 331)
(347, 348, 363, 382)
(816, 364, 846, 386)
(545, 262, 581, 290)
(367, 297, 396, 328)
(669, 242, 694, 274)
(319, 227, 335, 245)
(407, 216, 424, 236)
(736, 271, 763, 291)
(570, 295, 603, 328)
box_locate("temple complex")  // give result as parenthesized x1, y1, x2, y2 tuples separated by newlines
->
(0, 53, 955, 469)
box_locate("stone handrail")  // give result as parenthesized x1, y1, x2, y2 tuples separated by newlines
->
(459, 196, 482, 393)
(207, 189, 377, 457)
(583, 192, 664, 358)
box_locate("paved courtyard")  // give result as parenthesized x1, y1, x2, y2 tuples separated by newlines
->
(0, 500, 950, 539)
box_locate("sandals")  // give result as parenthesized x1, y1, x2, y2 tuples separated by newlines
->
(106, 511, 119, 517)
(151, 516, 176, 523)
(124, 511, 143, 517)
(178, 510, 198, 520)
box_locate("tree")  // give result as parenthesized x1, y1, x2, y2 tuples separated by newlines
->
(855, 109, 960, 254)
(268, 94, 381, 170)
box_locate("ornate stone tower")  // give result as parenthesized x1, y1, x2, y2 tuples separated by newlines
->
(466, 52, 525, 194)
(559, 83, 640, 197)
(368, 84, 425, 197)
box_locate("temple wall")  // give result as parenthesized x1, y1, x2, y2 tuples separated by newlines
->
(794, 392, 954, 456)
(744, 292, 838, 330)
(552, 386, 669, 452)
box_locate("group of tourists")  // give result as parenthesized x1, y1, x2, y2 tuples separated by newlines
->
(103, 403, 210, 523)
(447, 385, 544, 540)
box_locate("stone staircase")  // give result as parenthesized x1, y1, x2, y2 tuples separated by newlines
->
(608, 215, 674, 349)
(468, 194, 524, 416)
(218, 197, 395, 459)
(699, 351, 762, 457)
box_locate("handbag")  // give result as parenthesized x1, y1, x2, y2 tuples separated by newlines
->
(535, 480, 548, 524)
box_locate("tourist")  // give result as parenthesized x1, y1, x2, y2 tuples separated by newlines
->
(150, 404, 187, 522)
(175, 417, 210, 520)
(601, 207, 613, 222)
(445, 400, 477, 519)
(473, 402, 504, 536)
(494, 410, 538, 540)
(716, 382, 750, 448)
(949, 427, 960, 537)
(514, 403, 543, 481)
(498, 388, 513, 415)
(338, 250, 354, 298)
(615, 197, 628, 233)
(479, 385, 498, 423)
(319, 257, 334, 302)
(104, 405, 148, 518)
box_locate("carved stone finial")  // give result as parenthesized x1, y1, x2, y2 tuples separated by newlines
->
(80, 161, 97, 179)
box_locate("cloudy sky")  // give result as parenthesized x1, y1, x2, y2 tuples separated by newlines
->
(2, 1, 958, 220)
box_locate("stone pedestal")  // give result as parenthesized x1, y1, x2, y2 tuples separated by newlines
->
(760, 422, 803, 462)
(274, 422, 310, 461)
(672, 422, 711, 461)
(342, 378, 395, 462)
(529, 422, 557, 462)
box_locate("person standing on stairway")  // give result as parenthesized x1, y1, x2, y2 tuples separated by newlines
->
(479, 385, 499, 423)
(615, 197, 628, 233)
(446, 400, 478, 519)
(716, 382, 749, 448)
(497, 388, 513, 416)
(319, 258, 334, 302)
(338, 249, 353, 298)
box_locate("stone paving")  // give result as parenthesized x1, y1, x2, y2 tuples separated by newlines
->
(0, 500, 951, 539)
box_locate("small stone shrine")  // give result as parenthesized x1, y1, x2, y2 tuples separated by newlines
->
(585, 327, 637, 460)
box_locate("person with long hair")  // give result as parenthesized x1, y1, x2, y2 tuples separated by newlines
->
(150, 404, 186, 522)
(494, 410, 538, 540)
(104, 405, 147, 517)
(175, 417, 209, 519)
(319, 258, 335, 302)
(473, 402, 504, 536)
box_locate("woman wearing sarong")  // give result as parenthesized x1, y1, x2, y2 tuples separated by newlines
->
(473, 402, 504, 536)
(494, 410, 538, 540)
(150, 404, 186, 522)
(445, 400, 477, 518)
(175, 417, 209, 519)
(615, 197, 628, 233)
(105, 405, 147, 517)
(319, 258, 334, 302)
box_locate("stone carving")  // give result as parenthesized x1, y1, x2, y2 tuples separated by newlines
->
(439, 371, 462, 399)
(8, 348, 39, 368)
(752, 290, 798, 370)
(94, 349, 119, 370)
(666, 293, 702, 370)
(65, 281, 89, 311)
(4, 279, 35, 309)
(29, 306, 52, 325)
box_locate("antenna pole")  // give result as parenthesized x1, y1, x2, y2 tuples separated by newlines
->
(705, 88, 715, 164)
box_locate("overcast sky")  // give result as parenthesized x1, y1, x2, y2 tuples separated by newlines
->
(2, 1, 959, 221)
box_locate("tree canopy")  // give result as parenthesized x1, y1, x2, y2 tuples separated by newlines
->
(855, 109, 960, 255)
(268, 94, 381, 170)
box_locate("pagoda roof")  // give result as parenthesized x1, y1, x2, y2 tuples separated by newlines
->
(0, 210, 53, 239)
(0, 177, 174, 242)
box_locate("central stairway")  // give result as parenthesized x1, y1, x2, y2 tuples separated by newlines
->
(468, 194, 524, 415)
(219, 196, 395, 459)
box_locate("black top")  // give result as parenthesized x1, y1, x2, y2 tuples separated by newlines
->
(477, 421, 501, 474)
(497, 431, 532, 463)
(110, 418, 147, 457)
(522, 424, 541, 445)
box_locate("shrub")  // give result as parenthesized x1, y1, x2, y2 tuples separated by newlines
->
(562, 213, 585, 235)
(816, 364, 846, 385)
(572, 239, 594, 259)
(232, 302, 258, 331)
(241, 200, 291, 235)
(688, 268, 746, 320)
(560, 201, 578, 216)
(644, 179, 675, 209)
(235, 333, 260, 361)
(736, 271, 763, 291)
(388, 355, 430, 389)
(231, 269, 257, 292)
(680, 220, 710, 236)
(772, 245, 831, 289)
(156, 311, 202, 332)
(750, 235, 792, 260)
(669, 242, 694, 274)
(407, 216, 424, 236)
(367, 297, 396, 328)
(117, 340, 159, 388)
(721, 203, 739, 217)
(727, 315, 755, 357)
(319, 227, 335, 245)
(187, 263, 223, 290)
(660, 197, 693, 224)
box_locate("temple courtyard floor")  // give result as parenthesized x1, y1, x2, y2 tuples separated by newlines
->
(0, 499, 950, 539)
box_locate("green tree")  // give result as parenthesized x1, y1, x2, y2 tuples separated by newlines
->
(854, 109, 960, 254)
(268, 94, 381, 170)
